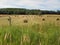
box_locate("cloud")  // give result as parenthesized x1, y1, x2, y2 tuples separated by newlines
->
(0, 0, 60, 10)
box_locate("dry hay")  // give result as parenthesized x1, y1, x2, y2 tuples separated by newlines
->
(0, 14, 60, 26)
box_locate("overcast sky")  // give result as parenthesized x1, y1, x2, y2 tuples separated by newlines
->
(0, 0, 60, 10)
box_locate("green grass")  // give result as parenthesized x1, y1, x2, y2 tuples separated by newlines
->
(0, 24, 60, 45)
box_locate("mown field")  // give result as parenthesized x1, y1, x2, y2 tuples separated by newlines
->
(0, 15, 60, 45)
(0, 14, 60, 26)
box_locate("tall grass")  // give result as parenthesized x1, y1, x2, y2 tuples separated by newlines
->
(0, 23, 60, 45)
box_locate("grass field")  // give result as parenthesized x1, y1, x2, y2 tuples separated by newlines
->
(0, 15, 60, 45)
(0, 23, 59, 45)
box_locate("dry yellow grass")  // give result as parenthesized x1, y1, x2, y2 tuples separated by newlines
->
(0, 14, 60, 26)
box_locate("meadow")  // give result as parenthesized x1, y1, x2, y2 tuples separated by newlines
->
(0, 15, 60, 45)
(0, 23, 59, 45)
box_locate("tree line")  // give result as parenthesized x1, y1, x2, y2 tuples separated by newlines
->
(0, 8, 60, 15)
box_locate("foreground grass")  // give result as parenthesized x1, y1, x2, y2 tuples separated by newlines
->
(0, 24, 60, 45)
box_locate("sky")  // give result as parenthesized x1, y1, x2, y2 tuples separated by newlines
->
(0, 0, 60, 10)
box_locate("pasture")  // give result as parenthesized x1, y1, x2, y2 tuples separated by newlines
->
(0, 14, 60, 45)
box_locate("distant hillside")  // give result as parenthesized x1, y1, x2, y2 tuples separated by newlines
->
(0, 8, 60, 15)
